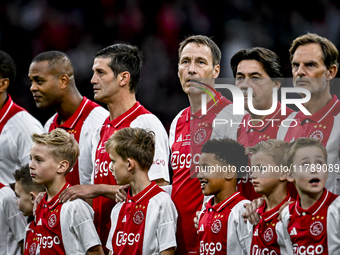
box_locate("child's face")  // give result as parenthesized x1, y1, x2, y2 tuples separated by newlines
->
(108, 147, 130, 185)
(29, 143, 60, 186)
(14, 181, 33, 217)
(290, 146, 328, 197)
(250, 152, 283, 197)
(197, 153, 229, 196)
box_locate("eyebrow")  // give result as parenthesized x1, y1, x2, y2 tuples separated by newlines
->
(236, 71, 263, 76)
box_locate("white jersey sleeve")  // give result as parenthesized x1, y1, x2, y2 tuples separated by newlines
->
(211, 104, 244, 141)
(276, 206, 294, 254)
(169, 110, 184, 149)
(106, 202, 124, 251)
(0, 186, 26, 255)
(0, 112, 43, 184)
(60, 198, 101, 253)
(131, 114, 170, 182)
(227, 200, 253, 255)
(327, 196, 340, 253)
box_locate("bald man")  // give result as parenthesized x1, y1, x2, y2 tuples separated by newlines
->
(28, 51, 108, 186)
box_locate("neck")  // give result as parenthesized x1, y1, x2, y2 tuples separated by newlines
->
(299, 189, 324, 210)
(264, 185, 287, 212)
(213, 184, 237, 206)
(304, 92, 332, 115)
(248, 102, 277, 125)
(129, 172, 151, 197)
(55, 90, 83, 125)
(0, 92, 7, 111)
(189, 94, 213, 114)
(45, 178, 67, 202)
(107, 92, 136, 120)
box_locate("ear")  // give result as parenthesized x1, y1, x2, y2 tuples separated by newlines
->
(58, 74, 69, 90)
(30, 192, 37, 204)
(118, 71, 131, 88)
(286, 171, 295, 183)
(127, 158, 135, 172)
(279, 170, 288, 182)
(0, 78, 10, 93)
(213, 64, 220, 79)
(273, 80, 281, 89)
(224, 165, 237, 180)
(57, 160, 70, 175)
(326, 64, 338, 81)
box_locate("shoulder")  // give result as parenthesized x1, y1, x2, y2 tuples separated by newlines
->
(0, 186, 16, 203)
(7, 111, 43, 133)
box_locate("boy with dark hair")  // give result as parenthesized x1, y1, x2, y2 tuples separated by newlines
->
(246, 139, 292, 255)
(278, 137, 340, 254)
(30, 128, 104, 254)
(14, 164, 45, 255)
(197, 138, 252, 254)
(105, 127, 177, 255)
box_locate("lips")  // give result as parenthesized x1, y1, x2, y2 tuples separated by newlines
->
(309, 178, 320, 186)
(199, 180, 208, 190)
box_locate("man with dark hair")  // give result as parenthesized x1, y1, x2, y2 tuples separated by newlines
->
(0, 50, 43, 185)
(212, 47, 296, 201)
(277, 33, 340, 194)
(28, 51, 108, 186)
(169, 35, 238, 254)
(59, 44, 170, 254)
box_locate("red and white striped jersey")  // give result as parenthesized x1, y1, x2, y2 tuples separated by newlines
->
(0, 95, 43, 184)
(279, 189, 340, 255)
(45, 97, 108, 185)
(92, 101, 170, 252)
(35, 183, 101, 255)
(251, 195, 293, 255)
(198, 192, 252, 255)
(169, 95, 234, 254)
(276, 95, 340, 194)
(106, 182, 177, 255)
(0, 183, 26, 255)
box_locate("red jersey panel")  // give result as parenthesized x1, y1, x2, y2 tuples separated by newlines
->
(169, 95, 232, 254)
(237, 103, 296, 201)
(47, 97, 104, 185)
(24, 221, 38, 255)
(198, 192, 251, 255)
(286, 189, 338, 255)
(251, 195, 292, 255)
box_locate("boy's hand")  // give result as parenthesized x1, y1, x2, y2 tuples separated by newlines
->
(59, 185, 96, 203)
(242, 197, 264, 225)
(115, 184, 129, 203)
(33, 192, 46, 216)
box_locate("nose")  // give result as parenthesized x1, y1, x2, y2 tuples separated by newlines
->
(197, 168, 204, 179)
(188, 62, 197, 74)
(30, 81, 37, 92)
(237, 78, 251, 90)
(90, 73, 97, 84)
(250, 167, 257, 179)
(295, 64, 306, 78)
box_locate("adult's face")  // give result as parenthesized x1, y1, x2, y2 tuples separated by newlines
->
(29, 61, 62, 109)
(178, 42, 220, 96)
(235, 59, 279, 112)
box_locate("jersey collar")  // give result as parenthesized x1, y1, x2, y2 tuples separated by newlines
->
(107, 101, 142, 128)
(0, 94, 13, 121)
(295, 188, 328, 216)
(126, 181, 158, 204)
(256, 195, 292, 222)
(206, 191, 241, 212)
(52, 97, 88, 129)
(296, 95, 339, 124)
(43, 182, 71, 210)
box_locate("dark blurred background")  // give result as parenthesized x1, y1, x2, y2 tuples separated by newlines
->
(1, 0, 340, 132)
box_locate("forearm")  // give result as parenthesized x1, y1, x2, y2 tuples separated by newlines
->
(86, 245, 104, 255)
(161, 247, 175, 255)
(94, 184, 121, 200)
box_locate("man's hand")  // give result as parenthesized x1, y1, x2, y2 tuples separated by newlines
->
(242, 197, 265, 225)
(194, 210, 200, 234)
(33, 192, 46, 216)
(59, 185, 97, 203)
(115, 184, 130, 203)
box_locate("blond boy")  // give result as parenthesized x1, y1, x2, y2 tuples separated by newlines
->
(30, 128, 104, 255)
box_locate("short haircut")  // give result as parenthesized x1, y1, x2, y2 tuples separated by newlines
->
(0, 50, 16, 84)
(201, 138, 247, 179)
(31, 128, 80, 173)
(13, 164, 45, 194)
(95, 44, 142, 93)
(105, 127, 155, 170)
(178, 35, 221, 66)
(285, 137, 327, 168)
(246, 139, 289, 167)
(289, 33, 339, 70)
(31, 51, 74, 78)
(230, 47, 282, 80)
